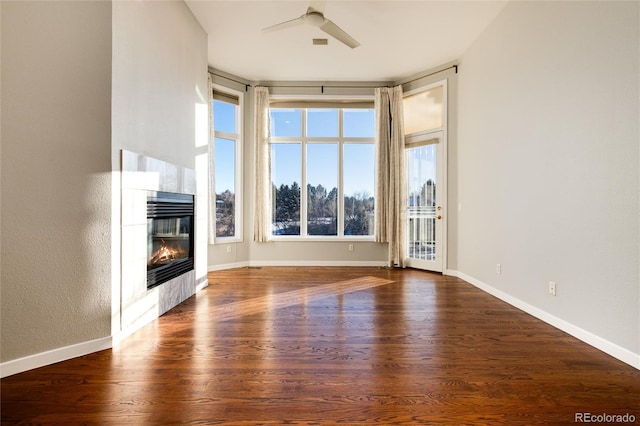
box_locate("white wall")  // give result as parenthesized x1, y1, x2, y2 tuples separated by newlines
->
(1, 1, 113, 362)
(111, 0, 208, 337)
(112, 0, 207, 170)
(456, 1, 639, 363)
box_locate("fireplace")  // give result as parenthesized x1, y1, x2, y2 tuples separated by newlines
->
(147, 191, 194, 290)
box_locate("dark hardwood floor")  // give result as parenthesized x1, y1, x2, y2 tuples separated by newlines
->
(2, 267, 639, 424)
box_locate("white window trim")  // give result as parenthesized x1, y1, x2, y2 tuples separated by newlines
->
(270, 102, 376, 241)
(212, 84, 243, 243)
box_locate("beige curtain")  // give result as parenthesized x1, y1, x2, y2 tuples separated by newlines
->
(207, 73, 216, 244)
(375, 86, 407, 267)
(253, 86, 272, 242)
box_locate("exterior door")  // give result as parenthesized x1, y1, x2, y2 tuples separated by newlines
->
(405, 132, 445, 272)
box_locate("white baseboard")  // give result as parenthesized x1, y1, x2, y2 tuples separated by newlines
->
(112, 313, 158, 346)
(208, 261, 250, 271)
(447, 269, 640, 370)
(248, 260, 388, 268)
(209, 260, 388, 271)
(0, 336, 112, 379)
(195, 280, 209, 292)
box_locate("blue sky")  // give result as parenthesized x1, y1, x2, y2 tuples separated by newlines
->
(270, 108, 375, 196)
(213, 100, 236, 194)
(214, 103, 375, 197)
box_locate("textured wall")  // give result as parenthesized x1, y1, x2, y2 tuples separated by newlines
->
(0, 0, 208, 365)
(111, 0, 208, 171)
(1, 1, 113, 362)
(456, 1, 639, 355)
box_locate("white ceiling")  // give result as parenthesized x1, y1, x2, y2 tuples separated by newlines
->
(185, 0, 509, 83)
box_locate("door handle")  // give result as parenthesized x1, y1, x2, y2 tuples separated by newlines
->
(436, 215, 442, 220)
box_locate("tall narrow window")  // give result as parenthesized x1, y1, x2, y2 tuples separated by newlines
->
(270, 106, 375, 239)
(212, 88, 243, 241)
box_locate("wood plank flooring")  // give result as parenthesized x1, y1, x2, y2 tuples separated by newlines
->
(2, 267, 639, 424)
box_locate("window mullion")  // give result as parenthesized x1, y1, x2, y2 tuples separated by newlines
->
(301, 112, 308, 237)
(215, 130, 238, 140)
(338, 109, 344, 237)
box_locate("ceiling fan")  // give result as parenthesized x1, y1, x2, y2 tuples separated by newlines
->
(262, 1, 360, 49)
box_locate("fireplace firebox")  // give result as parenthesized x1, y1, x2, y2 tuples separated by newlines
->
(147, 191, 194, 290)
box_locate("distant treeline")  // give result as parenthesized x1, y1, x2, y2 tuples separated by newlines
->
(273, 182, 374, 236)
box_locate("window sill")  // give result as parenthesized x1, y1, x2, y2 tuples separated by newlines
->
(213, 237, 243, 244)
(269, 236, 376, 243)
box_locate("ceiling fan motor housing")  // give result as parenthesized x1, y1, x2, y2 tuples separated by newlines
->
(305, 11, 325, 27)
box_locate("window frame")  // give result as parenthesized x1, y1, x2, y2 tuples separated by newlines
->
(269, 101, 376, 241)
(212, 84, 244, 243)
(403, 79, 449, 272)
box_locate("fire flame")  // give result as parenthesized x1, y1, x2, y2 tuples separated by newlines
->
(149, 239, 187, 267)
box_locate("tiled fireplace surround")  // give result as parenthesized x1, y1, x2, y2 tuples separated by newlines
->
(120, 150, 203, 334)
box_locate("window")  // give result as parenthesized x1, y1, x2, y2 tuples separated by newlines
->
(270, 106, 375, 238)
(212, 88, 243, 241)
(403, 83, 444, 141)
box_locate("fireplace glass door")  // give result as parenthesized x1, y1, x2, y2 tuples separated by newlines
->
(147, 216, 192, 268)
(147, 191, 194, 289)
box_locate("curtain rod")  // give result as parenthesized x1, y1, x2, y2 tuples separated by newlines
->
(209, 72, 252, 91)
(208, 64, 458, 92)
(400, 64, 458, 87)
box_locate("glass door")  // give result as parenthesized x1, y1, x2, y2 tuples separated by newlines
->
(405, 133, 444, 272)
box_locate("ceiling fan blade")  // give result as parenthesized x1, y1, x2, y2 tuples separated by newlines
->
(262, 15, 305, 33)
(320, 19, 360, 49)
(307, 0, 326, 14)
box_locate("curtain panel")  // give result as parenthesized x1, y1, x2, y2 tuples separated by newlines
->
(375, 86, 407, 268)
(253, 86, 272, 242)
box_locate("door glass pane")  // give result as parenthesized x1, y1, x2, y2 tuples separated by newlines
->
(343, 143, 375, 235)
(272, 143, 301, 235)
(307, 143, 338, 236)
(408, 144, 437, 261)
(215, 137, 235, 238)
(307, 109, 338, 137)
(404, 85, 444, 135)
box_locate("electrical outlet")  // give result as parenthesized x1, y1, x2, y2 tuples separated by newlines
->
(226, 246, 232, 253)
(548, 281, 557, 296)
(496, 263, 501, 274)
(348, 244, 354, 252)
